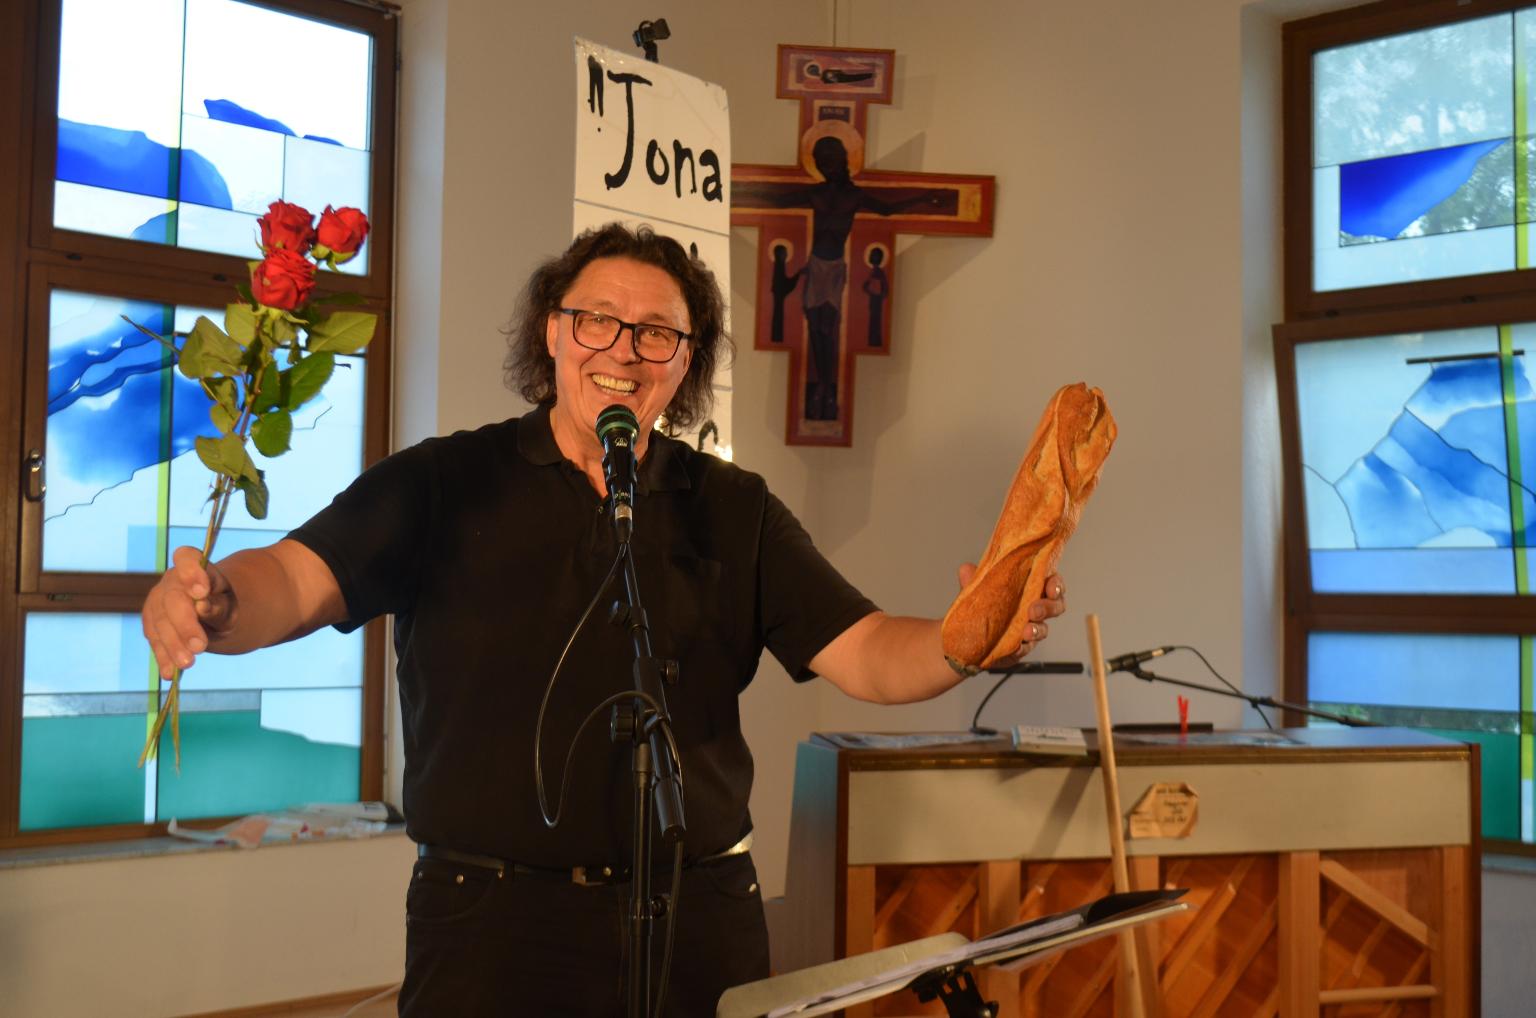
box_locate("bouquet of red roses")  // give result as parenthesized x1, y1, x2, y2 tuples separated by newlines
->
(129, 200, 377, 769)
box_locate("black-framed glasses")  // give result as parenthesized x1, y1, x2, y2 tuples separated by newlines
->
(558, 308, 691, 363)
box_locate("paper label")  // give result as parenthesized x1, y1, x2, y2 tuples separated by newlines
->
(1127, 781, 1198, 839)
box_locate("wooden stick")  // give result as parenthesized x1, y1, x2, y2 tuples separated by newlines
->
(1086, 613, 1149, 1018)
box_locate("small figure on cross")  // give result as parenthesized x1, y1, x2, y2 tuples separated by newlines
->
(765, 135, 945, 420)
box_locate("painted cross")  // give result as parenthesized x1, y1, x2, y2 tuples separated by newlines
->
(732, 45, 995, 446)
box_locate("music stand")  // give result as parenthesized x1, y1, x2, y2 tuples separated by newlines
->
(716, 889, 1187, 1018)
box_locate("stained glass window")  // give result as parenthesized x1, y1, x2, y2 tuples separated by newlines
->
(1308, 631, 1531, 843)
(54, 0, 373, 273)
(43, 289, 366, 574)
(20, 613, 362, 831)
(4, 0, 391, 846)
(1293, 324, 1536, 594)
(1312, 10, 1536, 291)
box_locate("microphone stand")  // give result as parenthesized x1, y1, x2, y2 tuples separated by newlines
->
(610, 537, 687, 1018)
(1122, 665, 1376, 727)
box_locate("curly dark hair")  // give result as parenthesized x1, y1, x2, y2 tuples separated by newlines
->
(504, 223, 729, 432)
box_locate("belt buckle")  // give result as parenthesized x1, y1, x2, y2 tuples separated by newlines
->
(572, 864, 617, 886)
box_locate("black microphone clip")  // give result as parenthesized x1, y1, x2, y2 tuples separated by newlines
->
(1105, 646, 1174, 673)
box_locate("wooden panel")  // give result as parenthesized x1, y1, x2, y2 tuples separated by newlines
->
(1430, 846, 1468, 1018)
(1278, 851, 1321, 1018)
(846, 864, 878, 1018)
(979, 860, 1022, 1018)
(846, 759, 1470, 865)
(1156, 855, 1278, 1017)
(779, 734, 1477, 1017)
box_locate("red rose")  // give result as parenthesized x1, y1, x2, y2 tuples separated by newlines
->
(257, 200, 315, 254)
(251, 248, 316, 311)
(314, 206, 370, 264)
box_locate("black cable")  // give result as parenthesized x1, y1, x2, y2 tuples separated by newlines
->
(652, 837, 685, 1018)
(530, 541, 690, 1018)
(534, 544, 625, 827)
(968, 673, 1011, 735)
(1166, 644, 1273, 730)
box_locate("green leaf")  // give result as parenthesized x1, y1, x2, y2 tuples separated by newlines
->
(251, 360, 282, 412)
(250, 409, 293, 457)
(281, 351, 335, 411)
(235, 280, 255, 306)
(179, 317, 243, 380)
(194, 434, 248, 480)
(306, 310, 377, 355)
(237, 470, 269, 520)
(225, 303, 257, 346)
(210, 402, 239, 434)
(205, 377, 240, 434)
(269, 315, 298, 345)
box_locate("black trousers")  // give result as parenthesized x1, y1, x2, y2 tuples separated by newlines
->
(398, 852, 770, 1016)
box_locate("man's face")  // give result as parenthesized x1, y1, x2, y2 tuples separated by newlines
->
(545, 256, 693, 446)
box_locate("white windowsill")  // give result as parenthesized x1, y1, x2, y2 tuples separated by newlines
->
(0, 823, 407, 871)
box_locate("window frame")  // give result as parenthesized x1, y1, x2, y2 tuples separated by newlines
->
(0, 0, 397, 849)
(1281, 0, 1536, 855)
(1283, 0, 1535, 320)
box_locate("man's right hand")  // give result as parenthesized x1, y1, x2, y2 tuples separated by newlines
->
(142, 546, 236, 679)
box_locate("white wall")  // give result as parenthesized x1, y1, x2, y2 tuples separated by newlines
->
(8, 1, 1532, 1014)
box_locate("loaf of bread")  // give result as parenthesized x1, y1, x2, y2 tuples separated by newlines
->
(941, 383, 1117, 671)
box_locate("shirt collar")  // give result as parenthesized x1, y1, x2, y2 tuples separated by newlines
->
(517, 403, 692, 493)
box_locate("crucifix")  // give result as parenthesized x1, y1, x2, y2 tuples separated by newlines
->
(732, 44, 995, 446)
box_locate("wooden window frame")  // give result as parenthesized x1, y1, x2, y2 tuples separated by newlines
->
(1281, 0, 1536, 856)
(0, 0, 397, 849)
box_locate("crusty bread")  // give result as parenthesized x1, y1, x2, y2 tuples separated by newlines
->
(941, 383, 1117, 671)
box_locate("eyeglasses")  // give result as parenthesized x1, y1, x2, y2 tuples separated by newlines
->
(558, 308, 691, 364)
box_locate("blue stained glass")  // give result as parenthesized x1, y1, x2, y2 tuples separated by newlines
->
(1312, 13, 1526, 290)
(55, 0, 374, 261)
(1293, 328, 1536, 594)
(156, 702, 360, 821)
(179, 114, 282, 213)
(43, 291, 368, 575)
(1315, 165, 1515, 289)
(53, 182, 175, 242)
(1339, 139, 1510, 241)
(1311, 548, 1515, 594)
(1310, 631, 1520, 711)
(175, 203, 261, 259)
(166, 356, 365, 538)
(43, 292, 187, 572)
(183, 2, 372, 150)
(19, 612, 364, 829)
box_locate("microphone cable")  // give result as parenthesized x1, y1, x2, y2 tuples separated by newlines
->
(1163, 644, 1273, 730)
(968, 674, 1011, 735)
(531, 540, 688, 1018)
(533, 543, 688, 822)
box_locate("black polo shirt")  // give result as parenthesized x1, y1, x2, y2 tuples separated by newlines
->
(289, 404, 877, 866)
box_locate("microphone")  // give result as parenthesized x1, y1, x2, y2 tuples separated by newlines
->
(1105, 646, 1174, 673)
(595, 404, 639, 542)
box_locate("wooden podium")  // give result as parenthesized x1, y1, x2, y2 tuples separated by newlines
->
(767, 728, 1479, 1017)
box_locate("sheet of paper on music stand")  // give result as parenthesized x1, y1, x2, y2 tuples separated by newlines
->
(714, 933, 967, 1018)
(718, 891, 1187, 1018)
(759, 914, 1086, 1017)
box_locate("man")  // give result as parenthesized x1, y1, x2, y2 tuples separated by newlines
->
(141, 223, 1065, 1015)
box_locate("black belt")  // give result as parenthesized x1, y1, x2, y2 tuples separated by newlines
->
(416, 832, 752, 887)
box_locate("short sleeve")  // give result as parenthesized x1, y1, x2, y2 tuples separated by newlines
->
(758, 490, 879, 681)
(286, 441, 435, 632)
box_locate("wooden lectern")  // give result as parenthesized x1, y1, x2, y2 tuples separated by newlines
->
(767, 727, 1478, 1017)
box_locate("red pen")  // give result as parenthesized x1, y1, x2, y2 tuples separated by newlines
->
(1177, 695, 1190, 741)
